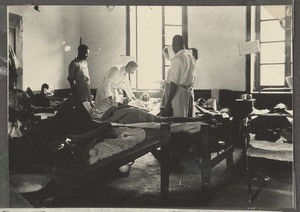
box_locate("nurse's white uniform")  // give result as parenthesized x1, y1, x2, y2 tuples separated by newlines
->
(166, 49, 196, 117)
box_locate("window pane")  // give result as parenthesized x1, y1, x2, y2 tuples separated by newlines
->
(136, 6, 162, 89)
(164, 26, 182, 45)
(260, 42, 285, 63)
(261, 6, 286, 20)
(261, 6, 274, 20)
(165, 67, 170, 79)
(260, 20, 285, 42)
(9, 28, 16, 50)
(129, 6, 137, 88)
(165, 58, 170, 66)
(165, 6, 182, 25)
(260, 64, 285, 86)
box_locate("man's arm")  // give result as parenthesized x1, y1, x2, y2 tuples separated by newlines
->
(67, 62, 77, 96)
(103, 67, 119, 99)
(68, 79, 76, 95)
(122, 76, 136, 101)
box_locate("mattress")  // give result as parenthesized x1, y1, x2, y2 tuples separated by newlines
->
(111, 121, 204, 134)
(89, 121, 205, 164)
(246, 133, 293, 162)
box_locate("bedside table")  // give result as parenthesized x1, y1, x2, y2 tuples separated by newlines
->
(235, 99, 256, 120)
(233, 98, 256, 147)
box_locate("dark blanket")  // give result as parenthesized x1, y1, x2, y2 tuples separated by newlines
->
(101, 106, 161, 124)
(101, 105, 217, 125)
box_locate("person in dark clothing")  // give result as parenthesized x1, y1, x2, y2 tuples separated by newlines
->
(67, 44, 92, 103)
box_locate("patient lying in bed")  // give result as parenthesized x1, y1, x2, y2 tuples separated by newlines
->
(84, 102, 214, 125)
(10, 96, 216, 180)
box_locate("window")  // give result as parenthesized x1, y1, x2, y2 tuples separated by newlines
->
(253, 5, 292, 91)
(129, 6, 186, 89)
(162, 6, 183, 80)
(9, 27, 16, 52)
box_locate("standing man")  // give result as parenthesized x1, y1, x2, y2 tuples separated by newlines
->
(67, 44, 92, 103)
(161, 35, 196, 117)
(95, 61, 138, 112)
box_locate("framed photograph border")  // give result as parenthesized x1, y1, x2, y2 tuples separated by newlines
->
(0, 0, 299, 210)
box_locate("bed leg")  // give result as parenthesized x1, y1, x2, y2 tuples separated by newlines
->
(199, 124, 212, 189)
(160, 144, 169, 203)
(160, 123, 171, 204)
(246, 155, 252, 203)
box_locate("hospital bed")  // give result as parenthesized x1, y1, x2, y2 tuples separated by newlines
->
(9, 98, 234, 206)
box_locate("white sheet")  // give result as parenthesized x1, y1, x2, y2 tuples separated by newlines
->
(111, 122, 203, 134)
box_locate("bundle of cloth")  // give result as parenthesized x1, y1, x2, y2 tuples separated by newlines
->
(244, 104, 293, 162)
(248, 103, 292, 144)
(9, 89, 36, 138)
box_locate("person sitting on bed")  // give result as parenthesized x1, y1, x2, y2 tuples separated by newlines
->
(33, 83, 53, 107)
(94, 61, 138, 115)
(84, 100, 215, 125)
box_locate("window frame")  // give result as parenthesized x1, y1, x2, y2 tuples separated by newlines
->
(253, 5, 292, 91)
(127, 6, 188, 89)
(162, 6, 188, 80)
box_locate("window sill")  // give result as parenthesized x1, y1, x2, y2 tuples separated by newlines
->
(252, 91, 292, 94)
(133, 88, 163, 92)
(252, 87, 292, 94)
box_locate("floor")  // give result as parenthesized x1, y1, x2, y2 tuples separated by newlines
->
(30, 148, 294, 210)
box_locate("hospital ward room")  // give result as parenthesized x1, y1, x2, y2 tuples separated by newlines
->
(7, 4, 295, 210)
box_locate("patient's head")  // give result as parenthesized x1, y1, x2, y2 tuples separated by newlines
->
(41, 83, 49, 94)
(41, 83, 54, 98)
(77, 44, 89, 60)
(125, 61, 138, 74)
(139, 93, 151, 102)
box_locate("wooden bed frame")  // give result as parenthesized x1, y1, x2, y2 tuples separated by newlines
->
(195, 123, 234, 187)
(14, 122, 234, 206)
(29, 123, 171, 206)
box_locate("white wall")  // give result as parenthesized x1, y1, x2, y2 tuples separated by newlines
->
(9, 6, 125, 91)
(80, 6, 126, 89)
(61, 7, 81, 90)
(10, 6, 246, 91)
(21, 6, 66, 90)
(188, 6, 247, 91)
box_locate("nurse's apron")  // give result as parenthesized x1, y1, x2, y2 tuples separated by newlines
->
(171, 84, 194, 117)
(161, 81, 194, 117)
